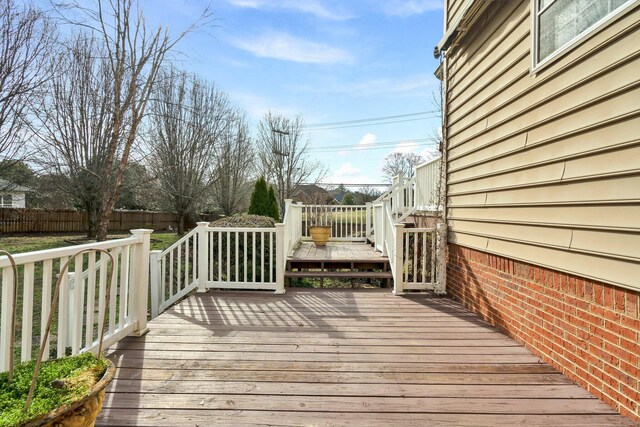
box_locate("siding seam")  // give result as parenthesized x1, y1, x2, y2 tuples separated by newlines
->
(446, 215, 640, 233)
(449, 81, 640, 155)
(448, 169, 640, 196)
(449, 51, 640, 144)
(449, 116, 640, 173)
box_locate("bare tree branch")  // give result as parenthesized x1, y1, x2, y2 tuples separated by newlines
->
(0, 0, 56, 171)
(257, 112, 327, 216)
(146, 67, 233, 234)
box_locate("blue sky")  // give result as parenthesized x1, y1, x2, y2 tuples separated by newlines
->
(127, 1, 444, 185)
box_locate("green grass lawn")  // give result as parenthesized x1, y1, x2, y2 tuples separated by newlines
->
(0, 232, 180, 254)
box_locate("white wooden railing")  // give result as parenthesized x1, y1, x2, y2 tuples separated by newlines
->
(206, 227, 278, 290)
(149, 222, 286, 318)
(300, 204, 368, 242)
(149, 228, 199, 318)
(415, 157, 442, 211)
(0, 230, 151, 371)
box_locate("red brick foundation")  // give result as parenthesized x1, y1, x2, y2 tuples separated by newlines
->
(447, 244, 640, 422)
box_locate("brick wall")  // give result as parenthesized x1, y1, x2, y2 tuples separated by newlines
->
(447, 244, 640, 422)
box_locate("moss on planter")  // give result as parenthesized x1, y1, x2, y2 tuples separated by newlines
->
(0, 352, 108, 427)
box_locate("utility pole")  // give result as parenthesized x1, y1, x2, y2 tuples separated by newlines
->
(272, 129, 290, 157)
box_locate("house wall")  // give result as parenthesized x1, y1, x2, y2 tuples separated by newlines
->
(448, 244, 640, 421)
(444, 0, 640, 291)
(0, 192, 25, 208)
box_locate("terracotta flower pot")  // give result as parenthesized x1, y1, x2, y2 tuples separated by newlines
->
(26, 359, 116, 427)
(309, 225, 331, 247)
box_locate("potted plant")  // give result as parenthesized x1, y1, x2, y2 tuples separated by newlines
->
(0, 249, 117, 427)
(308, 208, 333, 247)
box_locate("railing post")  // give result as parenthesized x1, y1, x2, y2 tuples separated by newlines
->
(130, 229, 153, 337)
(284, 199, 292, 217)
(365, 202, 372, 239)
(436, 222, 448, 295)
(197, 221, 209, 293)
(66, 272, 76, 349)
(275, 223, 286, 295)
(393, 223, 405, 296)
(0, 265, 15, 372)
(381, 201, 388, 256)
(149, 250, 161, 319)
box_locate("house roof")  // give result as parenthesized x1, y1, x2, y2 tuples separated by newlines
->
(292, 184, 336, 204)
(0, 178, 32, 192)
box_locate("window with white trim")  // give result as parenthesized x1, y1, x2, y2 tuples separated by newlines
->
(1, 194, 13, 207)
(533, 0, 635, 68)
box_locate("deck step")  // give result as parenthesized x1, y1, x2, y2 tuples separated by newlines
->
(285, 271, 393, 279)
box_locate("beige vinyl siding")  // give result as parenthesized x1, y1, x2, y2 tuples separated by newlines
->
(446, 0, 467, 28)
(444, 0, 640, 291)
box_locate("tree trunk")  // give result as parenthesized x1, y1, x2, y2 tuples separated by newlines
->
(178, 213, 186, 236)
(86, 204, 98, 239)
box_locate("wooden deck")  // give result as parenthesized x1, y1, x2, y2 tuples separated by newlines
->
(97, 289, 634, 426)
(290, 241, 385, 262)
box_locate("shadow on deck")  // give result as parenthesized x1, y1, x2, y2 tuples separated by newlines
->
(97, 288, 634, 426)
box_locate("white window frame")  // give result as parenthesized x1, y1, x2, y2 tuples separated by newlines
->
(531, 0, 639, 73)
(1, 193, 13, 208)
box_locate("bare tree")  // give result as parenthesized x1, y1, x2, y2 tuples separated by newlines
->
(147, 68, 233, 234)
(355, 187, 381, 204)
(257, 112, 326, 216)
(56, 0, 213, 240)
(210, 113, 254, 216)
(0, 0, 55, 172)
(382, 152, 424, 181)
(35, 33, 115, 238)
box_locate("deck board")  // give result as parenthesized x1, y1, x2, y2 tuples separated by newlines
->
(96, 289, 634, 426)
(290, 241, 385, 261)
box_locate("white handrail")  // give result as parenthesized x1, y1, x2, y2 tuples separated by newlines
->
(1, 231, 151, 372)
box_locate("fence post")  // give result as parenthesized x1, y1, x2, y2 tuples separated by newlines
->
(275, 223, 286, 295)
(197, 222, 209, 292)
(392, 223, 405, 296)
(149, 250, 161, 319)
(436, 222, 448, 295)
(129, 229, 153, 336)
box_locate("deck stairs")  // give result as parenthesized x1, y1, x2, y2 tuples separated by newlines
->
(285, 242, 392, 287)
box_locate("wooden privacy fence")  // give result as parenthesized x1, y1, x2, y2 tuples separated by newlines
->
(0, 209, 216, 233)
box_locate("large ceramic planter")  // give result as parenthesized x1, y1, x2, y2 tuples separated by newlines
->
(309, 225, 331, 247)
(26, 359, 116, 427)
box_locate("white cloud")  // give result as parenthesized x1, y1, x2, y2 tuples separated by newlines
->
(231, 92, 299, 120)
(322, 161, 379, 186)
(357, 133, 377, 149)
(229, 31, 353, 64)
(393, 141, 419, 154)
(334, 162, 361, 177)
(294, 73, 438, 96)
(383, 1, 443, 17)
(227, 0, 352, 20)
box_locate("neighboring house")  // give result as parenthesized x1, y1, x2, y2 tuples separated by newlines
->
(436, 0, 640, 421)
(0, 179, 31, 208)
(292, 184, 337, 205)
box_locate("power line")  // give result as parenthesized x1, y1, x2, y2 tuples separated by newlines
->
(306, 116, 439, 131)
(305, 110, 439, 128)
(307, 138, 435, 153)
